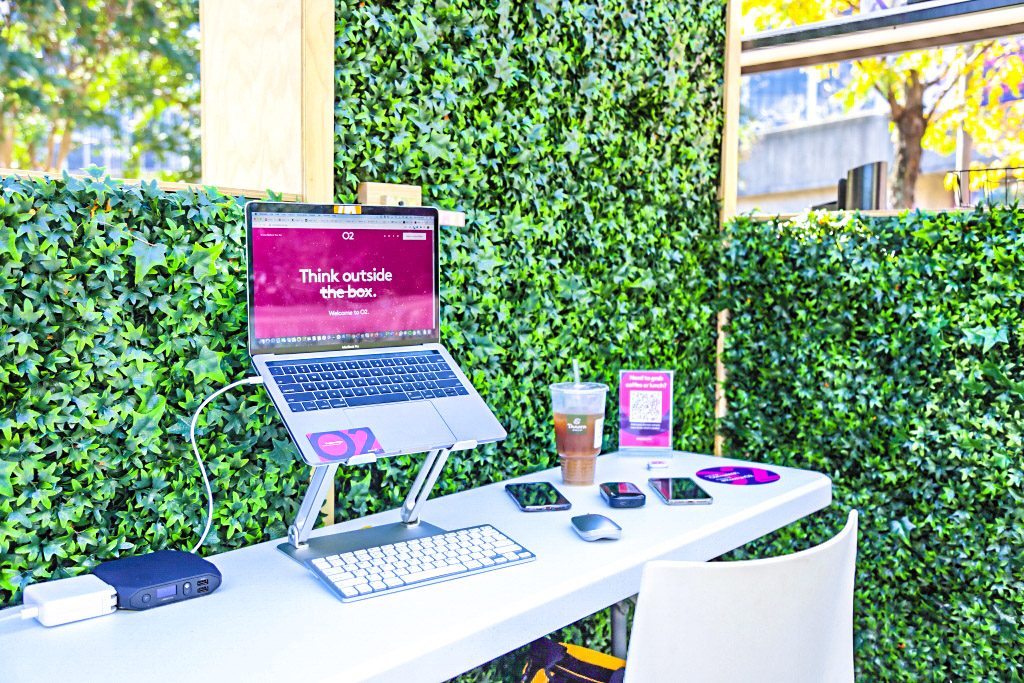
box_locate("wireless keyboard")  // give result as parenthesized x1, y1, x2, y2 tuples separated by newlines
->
(305, 525, 535, 601)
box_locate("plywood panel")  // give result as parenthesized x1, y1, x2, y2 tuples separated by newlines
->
(201, 0, 303, 195)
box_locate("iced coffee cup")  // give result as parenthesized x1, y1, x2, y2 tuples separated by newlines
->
(550, 382, 608, 485)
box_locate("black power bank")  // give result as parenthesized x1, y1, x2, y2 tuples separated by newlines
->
(93, 550, 222, 610)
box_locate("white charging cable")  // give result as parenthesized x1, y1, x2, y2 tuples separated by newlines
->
(188, 375, 264, 553)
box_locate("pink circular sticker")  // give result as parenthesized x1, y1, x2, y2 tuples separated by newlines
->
(317, 432, 354, 458)
(696, 466, 780, 485)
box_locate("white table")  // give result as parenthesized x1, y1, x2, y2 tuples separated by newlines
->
(0, 450, 831, 682)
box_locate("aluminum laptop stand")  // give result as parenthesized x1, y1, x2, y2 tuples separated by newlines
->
(277, 440, 478, 564)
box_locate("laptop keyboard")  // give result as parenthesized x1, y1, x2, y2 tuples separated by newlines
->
(267, 350, 469, 413)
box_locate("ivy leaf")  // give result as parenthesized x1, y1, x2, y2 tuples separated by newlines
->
(131, 239, 168, 283)
(962, 326, 1008, 353)
(3, 227, 18, 260)
(189, 242, 225, 279)
(186, 346, 227, 384)
(129, 394, 167, 442)
(0, 459, 15, 497)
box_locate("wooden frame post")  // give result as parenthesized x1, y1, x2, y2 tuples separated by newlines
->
(715, 0, 743, 457)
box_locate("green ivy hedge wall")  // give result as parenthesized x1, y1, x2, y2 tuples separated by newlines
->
(719, 208, 1024, 681)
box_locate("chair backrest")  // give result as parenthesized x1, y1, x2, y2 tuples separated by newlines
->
(624, 510, 858, 683)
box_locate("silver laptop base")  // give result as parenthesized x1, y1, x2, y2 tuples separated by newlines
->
(278, 442, 475, 564)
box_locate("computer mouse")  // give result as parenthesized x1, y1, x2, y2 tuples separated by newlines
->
(571, 514, 622, 542)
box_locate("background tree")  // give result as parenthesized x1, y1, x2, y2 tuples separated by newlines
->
(743, 0, 1024, 208)
(0, 0, 199, 181)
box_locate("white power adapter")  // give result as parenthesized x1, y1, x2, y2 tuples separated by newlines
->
(19, 574, 117, 627)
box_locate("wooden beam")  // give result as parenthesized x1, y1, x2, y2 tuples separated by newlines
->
(746, 208, 963, 221)
(715, 0, 743, 458)
(0, 167, 301, 201)
(301, 0, 335, 203)
(357, 182, 423, 207)
(742, 2, 1024, 73)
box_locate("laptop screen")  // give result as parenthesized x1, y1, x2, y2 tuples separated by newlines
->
(246, 204, 439, 355)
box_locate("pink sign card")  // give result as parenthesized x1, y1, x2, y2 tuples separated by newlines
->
(618, 370, 674, 450)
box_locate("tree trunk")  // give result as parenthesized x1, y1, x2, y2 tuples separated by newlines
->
(0, 113, 12, 168)
(55, 122, 75, 172)
(890, 70, 927, 209)
(42, 127, 57, 171)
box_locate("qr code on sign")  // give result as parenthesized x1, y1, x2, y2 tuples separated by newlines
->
(629, 391, 663, 426)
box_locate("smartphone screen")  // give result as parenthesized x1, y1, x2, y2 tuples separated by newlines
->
(505, 483, 572, 512)
(649, 477, 713, 505)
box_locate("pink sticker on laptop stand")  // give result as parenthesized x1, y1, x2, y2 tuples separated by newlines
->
(307, 427, 385, 464)
(696, 466, 780, 486)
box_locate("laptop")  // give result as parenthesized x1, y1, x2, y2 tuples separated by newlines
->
(245, 202, 506, 465)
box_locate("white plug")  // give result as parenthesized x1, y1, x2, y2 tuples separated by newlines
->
(21, 574, 117, 627)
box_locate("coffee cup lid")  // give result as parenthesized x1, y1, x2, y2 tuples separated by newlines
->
(549, 382, 607, 394)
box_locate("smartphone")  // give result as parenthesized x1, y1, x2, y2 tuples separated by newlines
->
(505, 482, 572, 512)
(648, 477, 713, 505)
(599, 481, 646, 508)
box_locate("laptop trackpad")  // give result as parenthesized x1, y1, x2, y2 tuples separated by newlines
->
(348, 402, 457, 455)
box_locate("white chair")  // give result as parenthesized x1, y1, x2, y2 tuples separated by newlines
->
(624, 510, 858, 683)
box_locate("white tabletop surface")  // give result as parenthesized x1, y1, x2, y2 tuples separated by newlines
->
(0, 450, 831, 683)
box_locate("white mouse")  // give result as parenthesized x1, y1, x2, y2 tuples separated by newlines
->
(571, 513, 622, 541)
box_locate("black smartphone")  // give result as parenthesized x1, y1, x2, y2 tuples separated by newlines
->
(599, 481, 646, 508)
(648, 477, 713, 505)
(505, 482, 572, 512)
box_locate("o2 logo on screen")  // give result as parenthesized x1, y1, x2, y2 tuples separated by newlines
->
(307, 427, 384, 463)
(341, 231, 355, 241)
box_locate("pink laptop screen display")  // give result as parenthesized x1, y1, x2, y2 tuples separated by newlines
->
(249, 212, 437, 349)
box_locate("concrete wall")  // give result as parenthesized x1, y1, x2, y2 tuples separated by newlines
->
(738, 113, 956, 212)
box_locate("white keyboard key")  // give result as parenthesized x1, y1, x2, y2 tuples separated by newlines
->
(340, 586, 359, 597)
(354, 584, 371, 595)
(493, 543, 522, 553)
(326, 569, 354, 580)
(312, 558, 330, 569)
(370, 581, 386, 590)
(333, 576, 366, 588)
(404, 563, 467, 584)
(383, 577, 404, 588)
(480, 557, 494, 566)
(464, 560, 482, 569)
(502, 552, 519, 561)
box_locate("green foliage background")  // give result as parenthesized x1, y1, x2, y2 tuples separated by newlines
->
(719, 208, 1024, 681)
(331, 0, 723, 535)
(0, 1, 724, 677)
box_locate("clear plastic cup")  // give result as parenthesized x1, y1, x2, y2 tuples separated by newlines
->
(550, 382, 608, 485)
